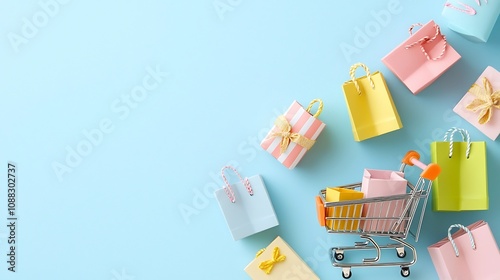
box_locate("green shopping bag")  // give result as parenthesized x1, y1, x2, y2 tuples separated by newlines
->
(430, 128, 488, 211)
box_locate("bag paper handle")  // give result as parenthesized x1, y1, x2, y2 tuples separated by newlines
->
(305, 99, 324, 118)
(443, 127, 471, 159)
(444, 2, 478, 16)
(405, 23, 447, 61)
(448, 224, 476, 257)
(349, 63, 375, 95)
(221, 166, 253, 203)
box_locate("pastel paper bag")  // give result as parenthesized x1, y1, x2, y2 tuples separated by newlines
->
(442, 0, 500, 43)
(245, 236, 320, 280)
(214, 166, 279, 240)
(430, 128, 488, 211)
(360, 169, 407, 232)
(325, 187, 364, 230)
(428, 221, 500, 280)
(261, 99, 326, 169)
(342, 63, 403, 141)
(453, 66, 500, 140)
(381, 20, 461, 94)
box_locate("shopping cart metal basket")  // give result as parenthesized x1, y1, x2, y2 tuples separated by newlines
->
(315, 151, 441, 279)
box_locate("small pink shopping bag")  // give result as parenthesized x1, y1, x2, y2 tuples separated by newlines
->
(453, 66, 500, 140)
(360, 169, 407, 232)
(382, 20, 461, 95)
(261, 99, 326, 169)
(428, 220, 500, 280)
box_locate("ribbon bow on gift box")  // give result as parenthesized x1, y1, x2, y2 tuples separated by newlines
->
(270, 115, 316, 154)
(258, 247, 286, 274)
(466, 77, 500, 124)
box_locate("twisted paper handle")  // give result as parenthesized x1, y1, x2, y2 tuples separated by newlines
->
(444, 0, 489, 16)
(349, 63, 375, 95)
(305, 99, 324, 118)
(448, 224, 476, 257)
(443, 127, 471, 159)
(405, 23, 447, 61)
(221, 166, 253, 203)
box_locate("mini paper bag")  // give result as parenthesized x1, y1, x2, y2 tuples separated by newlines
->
(245, 236, 320, 280)
(381, 20, 461, 94)
(214, 166, 279, 240)
(360, 169, 407, 232)
(326, 187, 364, 230)
(442, 0, 500, 43)
(261, 99, 326, 169)
(430, 128, 488, 211)
(341, 63, 403, 142)
(453, 66, 500, 140)
(428, 221, 500, 280)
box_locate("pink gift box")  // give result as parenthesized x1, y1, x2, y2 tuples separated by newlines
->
(261, 100, 326, 169)
(382, 20, 461, 94)
(453, 66, 500, 141)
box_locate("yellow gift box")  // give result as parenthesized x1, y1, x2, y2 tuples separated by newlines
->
(326, 187, 364, 230)
(244, 236, 319, 280)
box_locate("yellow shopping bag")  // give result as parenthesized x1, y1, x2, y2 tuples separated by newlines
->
(342, 63, 403, 141)
(326, 187, 364, 230)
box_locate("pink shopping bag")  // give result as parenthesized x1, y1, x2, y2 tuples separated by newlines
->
(382, 20, 461, 95)
(453, 66, 500, 140)
(360, 169, 407, 232)
(428, 220, 500, 280)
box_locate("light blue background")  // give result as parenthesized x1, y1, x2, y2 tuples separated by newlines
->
(1, 0, 499, 279)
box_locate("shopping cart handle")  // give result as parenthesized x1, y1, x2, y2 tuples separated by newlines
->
(315, 196, 326, 227)
(402, 151, 441, 181)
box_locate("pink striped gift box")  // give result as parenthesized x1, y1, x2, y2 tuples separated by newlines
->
(260, 100, 326, 169)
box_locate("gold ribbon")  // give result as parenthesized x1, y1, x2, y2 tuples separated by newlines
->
(270, 115, 316, 154)
(259, 247, 286, 274)
(466, 77, 500, 124)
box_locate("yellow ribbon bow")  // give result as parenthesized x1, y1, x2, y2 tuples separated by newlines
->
(466, 77, 500, 124)
(270, 115, 316, 154)
(258, 247, 286, 274)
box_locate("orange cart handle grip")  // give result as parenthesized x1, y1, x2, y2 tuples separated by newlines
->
(402, 150, 441, 181)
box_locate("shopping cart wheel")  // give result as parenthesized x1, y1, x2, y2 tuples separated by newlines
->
(396, 248, 406, 258)
(400, 267, 410, 277)
(341, 268, 352, 279)
(334, 252, 344, 261)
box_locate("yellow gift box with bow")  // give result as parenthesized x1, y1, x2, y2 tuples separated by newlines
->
(245, 236, 319, 280)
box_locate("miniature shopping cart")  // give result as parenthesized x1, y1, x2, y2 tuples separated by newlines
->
(315, 151, 440, 279)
